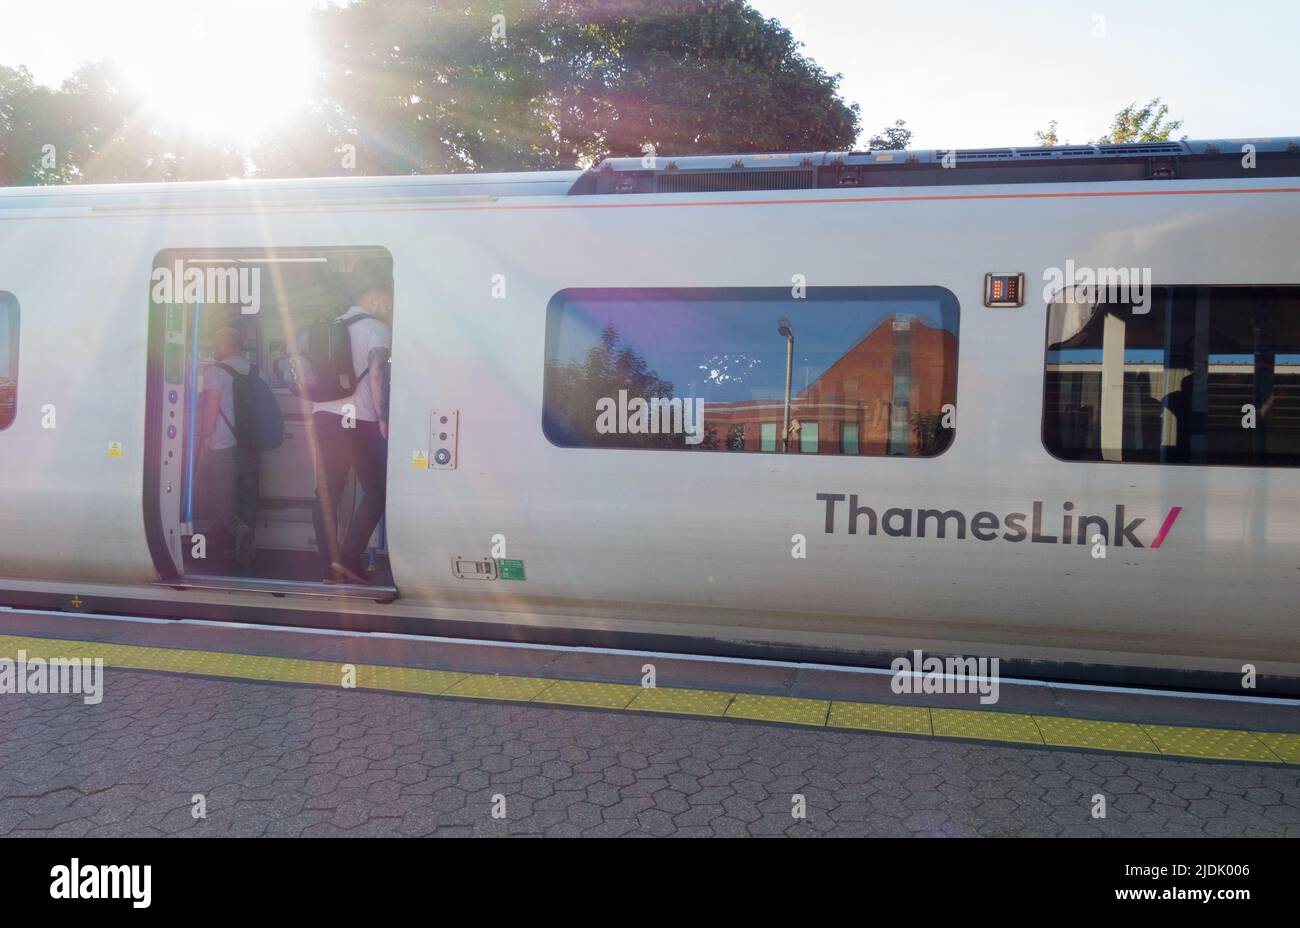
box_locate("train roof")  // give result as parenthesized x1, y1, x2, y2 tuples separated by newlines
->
(572, 137, 1300, 194)
(0, 169, 585, 211)
(1, 137, 1296, 210)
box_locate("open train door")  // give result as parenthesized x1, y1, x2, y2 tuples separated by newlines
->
(145, 248, 398, 604)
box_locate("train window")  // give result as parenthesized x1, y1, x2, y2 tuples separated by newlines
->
(0, 292, 17, 431)
(543, 287, 960, 456)
(1043, 286, 1300, 466)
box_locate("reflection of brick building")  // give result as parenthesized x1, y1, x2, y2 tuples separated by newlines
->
(0, 378, 14, 423)
(704, 317, 957, 454)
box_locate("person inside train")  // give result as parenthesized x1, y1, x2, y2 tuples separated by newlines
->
(1123, 371, 1166, 460)
(1162, 347, 1209, 462)
(311, 283, 393, 584)
(199, 326, 259, 566)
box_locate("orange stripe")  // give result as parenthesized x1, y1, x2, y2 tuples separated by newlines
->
(3, 184, 1299, 221)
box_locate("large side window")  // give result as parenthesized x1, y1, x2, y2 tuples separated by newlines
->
(1044, 286, 1300, 466)
(0, 292, 18, 431)
(543, 287, 959, 456)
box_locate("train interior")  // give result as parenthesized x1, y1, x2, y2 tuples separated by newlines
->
(151, 247, 397, 600)
(1044, 285, 1300, 465)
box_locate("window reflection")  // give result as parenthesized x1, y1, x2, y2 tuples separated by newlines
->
(1044, 286, 1300, 466)
(0, 293, 18, 432)
(543, 287, 960, 457)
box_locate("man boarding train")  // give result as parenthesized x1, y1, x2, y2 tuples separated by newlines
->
(198, 327, 260, 565)
(310, 284, 392, 585)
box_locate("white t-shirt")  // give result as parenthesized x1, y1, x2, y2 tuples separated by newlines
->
(313, 306, 392, 422)
(202, 355, 251, 451)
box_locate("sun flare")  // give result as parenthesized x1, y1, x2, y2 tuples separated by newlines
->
(112, 0, 318, 145)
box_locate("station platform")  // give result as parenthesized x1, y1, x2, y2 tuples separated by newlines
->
(1, 607, 1298, 837)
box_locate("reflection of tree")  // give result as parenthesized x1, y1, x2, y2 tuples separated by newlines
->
(545, 322, 683, 448)
(910, 411, 953, 456)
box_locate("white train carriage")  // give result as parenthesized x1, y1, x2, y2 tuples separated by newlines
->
(0, 138, 1298, 690)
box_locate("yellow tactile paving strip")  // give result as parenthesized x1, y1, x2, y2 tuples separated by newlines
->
(0, 633, 1296, 766)
(533, 680, 642, 709)
(1140, 724, 1280, 763)
(727, 693, 830, 727)
(626, 686, 735, 717)
(1254, 732, 1300, 764)
(829, 702, 932, 735)
(932, 708, 1046, 745)
(1034, 716, 1161, 754)
(443, 674, 551, 702)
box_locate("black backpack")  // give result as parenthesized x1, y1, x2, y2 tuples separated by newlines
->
(217, 362, 285, 451)
(289, 313, 372, 402)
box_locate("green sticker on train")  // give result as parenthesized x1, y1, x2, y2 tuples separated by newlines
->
(497, 559, 525, 580)
(163, 342, 185, 385)
(165, 302, 184, 336)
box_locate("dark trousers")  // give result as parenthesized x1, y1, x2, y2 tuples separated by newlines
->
(200, 445, 259, 550)
(311, 412, 388, 573)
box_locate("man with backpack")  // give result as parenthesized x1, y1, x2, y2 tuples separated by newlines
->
(307, 284, 392, 584)
(199, 327, 262, 566)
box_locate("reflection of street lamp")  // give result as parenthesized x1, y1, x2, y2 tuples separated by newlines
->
(777, 316, 794, 452)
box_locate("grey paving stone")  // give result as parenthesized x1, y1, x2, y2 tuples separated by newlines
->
(0, 668, 1296, 837)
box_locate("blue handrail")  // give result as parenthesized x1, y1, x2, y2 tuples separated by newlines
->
(183, 302, 203, 522)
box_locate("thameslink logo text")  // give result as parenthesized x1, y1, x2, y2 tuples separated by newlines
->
(816, 495, 1182, 548)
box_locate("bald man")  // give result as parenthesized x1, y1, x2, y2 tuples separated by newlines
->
(199, 326, 259, 566)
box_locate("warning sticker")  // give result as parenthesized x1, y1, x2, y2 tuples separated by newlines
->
(107, 441, 123, 458)
(411, 450, 429, 469)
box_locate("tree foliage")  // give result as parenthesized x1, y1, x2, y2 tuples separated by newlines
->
(0, 65, 73, 185)
(867, 118, 911, 151)
(1095, 98, 1185, 144)
(1, 0, 861, 185)
(1034, 119, 1062, 147)
(1, 60, 247, 185)
(259, 0, 861, 176)
(543, 321, 683, 448)
(1035, 98, 1185, 148)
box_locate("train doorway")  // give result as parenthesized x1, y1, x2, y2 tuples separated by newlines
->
(146, 246, 398, 602)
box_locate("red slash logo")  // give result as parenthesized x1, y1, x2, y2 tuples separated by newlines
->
(1150, 507, 1182, 548)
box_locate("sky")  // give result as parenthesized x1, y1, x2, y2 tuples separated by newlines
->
(746, 0, 1300, 147)
(1, 0, 1297, 150)
(0, 1, 317, 85)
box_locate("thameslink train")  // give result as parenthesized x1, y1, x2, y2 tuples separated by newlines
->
(1, 138, 1298, 692)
